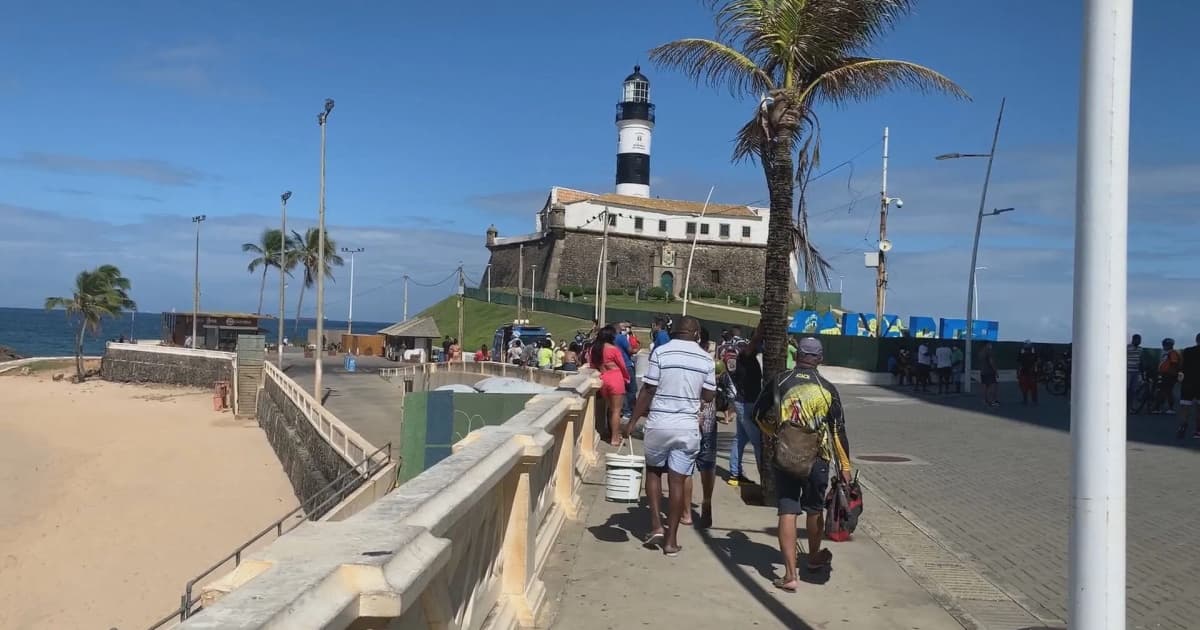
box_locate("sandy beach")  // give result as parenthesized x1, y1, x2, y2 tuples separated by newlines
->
(0, 373, 299, 629)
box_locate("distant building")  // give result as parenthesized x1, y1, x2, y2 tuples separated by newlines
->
(483, 66, 790, 299)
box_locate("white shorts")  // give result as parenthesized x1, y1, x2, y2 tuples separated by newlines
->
(642, 427, 700, 476)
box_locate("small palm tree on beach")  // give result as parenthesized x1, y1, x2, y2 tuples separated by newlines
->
(45, 265, 137, 382)
(290, 227, 344, 334)
(241, 228, 295, 314)
(651, 0, 966, 498)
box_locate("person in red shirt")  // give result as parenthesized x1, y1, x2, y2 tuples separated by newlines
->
(474, 344, 490, 363)
(1156, 338, 1182, 414)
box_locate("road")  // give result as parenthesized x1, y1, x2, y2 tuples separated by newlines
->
(280, 352, 405, 457)
(842, 381, 1196, 629)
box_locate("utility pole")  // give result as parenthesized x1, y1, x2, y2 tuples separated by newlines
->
(531, 264, 537, 313)
(1070, 0, 1131, 626)
(682, 186, 715, 317)
(314, 98, 334, 403)
(278, 191, 291, 368)
(456, 263, 465, 361)
(517, 245, 525, 320)
(402, 274, 409, 321)
(342, 247, 364, 334)
(486, 264, 492, 303)
(875, 127, 890, 338)
(598, 209, 610, 326)
(191, 214, 206, 349)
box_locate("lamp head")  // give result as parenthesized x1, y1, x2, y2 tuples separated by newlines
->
(281, 191, 292, 202)
(893, 198, 904, 208)
(323, 98, 335, 114)
(935, 153, 961, 160)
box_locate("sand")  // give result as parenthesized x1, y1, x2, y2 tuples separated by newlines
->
(0, 374, 300, 629)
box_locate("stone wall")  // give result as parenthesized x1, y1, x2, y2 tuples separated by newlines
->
(558, 230, 766, 297)
(101, 344, 233, 388)
(257, 377, 354, 512)
(485, 235, 558, 295)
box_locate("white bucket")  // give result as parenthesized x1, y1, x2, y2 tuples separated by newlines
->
(605, 440, 644, 503)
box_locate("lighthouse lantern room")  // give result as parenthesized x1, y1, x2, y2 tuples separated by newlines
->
(615, 65, 654, 198)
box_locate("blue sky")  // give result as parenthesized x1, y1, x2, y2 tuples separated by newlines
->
(1, 1, 1196, 342)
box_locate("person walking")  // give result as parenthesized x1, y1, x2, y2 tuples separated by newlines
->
(614, 322, 638, 420)
(537, 339, 554, 370)
(979, 342, 999, 407)
(756, 337, 851, 592)
(590, 326, 630, 446)
(684, 326, 718, 529)
(625, 316, 716, 557)
(728, 322, 764, 487)
(1017, 341, 1040, 405)
(915, 342, 932, 393)
(951, 345, 964, 393)
(1176, 333, 1200, 438)
(1156, 338, 1182, 414)
(934, 343, 953, 395)
(1127, 333, 1145, 411)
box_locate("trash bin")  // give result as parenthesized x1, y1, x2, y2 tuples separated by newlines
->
(344, 354, 357, 373)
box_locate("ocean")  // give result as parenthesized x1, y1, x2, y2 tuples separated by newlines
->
(0, 307, 394, 358)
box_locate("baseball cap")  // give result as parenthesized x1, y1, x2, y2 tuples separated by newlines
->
(798, 337, 823, 356)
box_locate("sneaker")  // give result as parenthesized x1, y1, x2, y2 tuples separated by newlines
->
(727, 475, 754, 487)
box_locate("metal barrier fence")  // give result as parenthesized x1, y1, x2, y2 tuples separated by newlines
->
(145, 442, 393, 629)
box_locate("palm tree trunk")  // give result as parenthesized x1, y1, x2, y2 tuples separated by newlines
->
(294, 283, 307, 335)
(257, 267, 268, 314)
(758, 131, 798, 505)
(75, 322, 86, 382)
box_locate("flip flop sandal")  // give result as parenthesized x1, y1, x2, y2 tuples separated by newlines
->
(643, 532, 665, 548)
(772, 578, 798, 593)
(663, 545, 682, 557)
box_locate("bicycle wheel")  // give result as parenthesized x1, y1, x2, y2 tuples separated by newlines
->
(1132, 383, 1150, 414)
(1048, 376, 1069, 397)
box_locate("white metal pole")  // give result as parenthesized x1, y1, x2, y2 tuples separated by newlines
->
(682, 186, 715, 317)
(279, 192, 290, 367)
(531, 265, 537, 312)
(457, 264, 465, 361)
(1070, 0, 1130, 626)
(599, 211, 610, 326)
(964, 98, 1004, 394)
(973, 269, 980, 320)
(347, 252, 356, 335)
(875, 127, 889, 338)
(486, 264, 492, 303)
(191, 215, 205, 348)
(315, 99, 333, 403)
(517, 245, 525, 320)
(403, 274, 409, 322)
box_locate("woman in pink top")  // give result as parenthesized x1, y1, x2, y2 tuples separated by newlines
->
(589, 325, 630, 446)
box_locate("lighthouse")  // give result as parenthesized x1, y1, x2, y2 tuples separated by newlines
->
(615, 65, 654, 197)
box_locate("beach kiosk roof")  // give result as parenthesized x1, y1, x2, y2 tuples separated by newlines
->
(377, 316, 441, 339)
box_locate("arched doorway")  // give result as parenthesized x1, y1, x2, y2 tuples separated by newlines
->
(660, 271, 674, 296)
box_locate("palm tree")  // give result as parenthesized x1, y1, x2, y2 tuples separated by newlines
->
(45, 265, 137, 381)
(242, 229, 295, 314)
(652, 0, 965, 497)
(290, 227, 344, 334)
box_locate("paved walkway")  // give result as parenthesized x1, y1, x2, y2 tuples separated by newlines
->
(281, 354, 406, 457)
(541, 424, 966, 630)
(844, 381, 1197, 630)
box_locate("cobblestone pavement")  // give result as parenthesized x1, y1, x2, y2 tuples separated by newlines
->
(841, 381, 1198, 630)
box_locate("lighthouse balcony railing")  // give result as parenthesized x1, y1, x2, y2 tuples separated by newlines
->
(615, 102, 655, 123)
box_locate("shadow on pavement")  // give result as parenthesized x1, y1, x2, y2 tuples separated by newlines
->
(855, 381, 1200, 452)
(696, 526, 818, 630)
(585, 500, 654, 544)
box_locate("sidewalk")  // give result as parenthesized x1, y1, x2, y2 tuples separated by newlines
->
(540, 426, 964, 630)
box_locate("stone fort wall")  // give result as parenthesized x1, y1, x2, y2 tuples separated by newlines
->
(485, 229, 767, 297)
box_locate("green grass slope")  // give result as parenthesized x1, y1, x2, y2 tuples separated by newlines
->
(418, 297, 593, 351)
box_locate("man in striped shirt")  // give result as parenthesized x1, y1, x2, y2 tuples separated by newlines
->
(627, 316, 716, 557)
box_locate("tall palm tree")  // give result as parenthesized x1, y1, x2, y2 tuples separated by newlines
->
(290, 227, 344, 334)
(652, 0, 965, 497)
(242, 228, 295, 314)
(45, 265, 137, 381)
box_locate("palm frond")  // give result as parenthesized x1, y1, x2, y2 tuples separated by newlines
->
(800, 58, 969, 107)
(649, 38, 772, 97)
(242, 243, 265, 254)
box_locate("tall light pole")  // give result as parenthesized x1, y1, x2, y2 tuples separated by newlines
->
(341, 247, 364, 334)
(973, 266, 987, 319)
(314, 98, 334, 403)
(876, 128, 903, 338)
(456, 263, 465, 361)
(517, 245, 525, 320)
(485, 263, 492, 303)
(682, 186, 715, 317)
(935, 97, 1005, 392)
(1071, 0, 1131, 626)
(278, 192, 291, 367)
(598, 209, 611, 326)
(530, 264, 537, 312)
(191, 214, 206, 348)
(403, 274, 409, 322)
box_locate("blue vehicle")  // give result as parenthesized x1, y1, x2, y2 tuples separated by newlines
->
(492, 321, 550, 363)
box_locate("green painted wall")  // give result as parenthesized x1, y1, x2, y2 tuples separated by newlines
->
(399, 391, 534, 483)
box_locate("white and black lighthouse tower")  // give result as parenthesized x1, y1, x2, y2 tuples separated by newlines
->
(615, 66, 654, 198)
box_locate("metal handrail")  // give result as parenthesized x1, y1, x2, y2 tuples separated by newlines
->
(146, 442, 392, 629)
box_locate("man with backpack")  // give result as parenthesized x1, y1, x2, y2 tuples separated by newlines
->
(756, 336, 852, 592)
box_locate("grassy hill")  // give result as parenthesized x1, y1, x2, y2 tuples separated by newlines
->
(418, 297, 594, 351)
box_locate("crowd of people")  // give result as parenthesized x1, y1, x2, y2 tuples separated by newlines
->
(1127, 333, 1200, 438)
(586, 315, 856, 592)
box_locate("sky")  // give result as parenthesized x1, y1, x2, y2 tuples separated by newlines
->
(0, 0, 1196, 343)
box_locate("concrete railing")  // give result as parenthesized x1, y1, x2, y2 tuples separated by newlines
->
(181, 366, 601, 629)
(262, 361, 386, 469)
(379, 360, 570, 388)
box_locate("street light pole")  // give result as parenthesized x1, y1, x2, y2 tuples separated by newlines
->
(278, 192, 291, 367)
(599, 210, 610, 326)
(403, 274, 409, 322)
(875, 128, 901, 338)
(1071, 0, 1131, 626)
(936, 97, 1005, 393)
(456, 263, 465, 362)
(517, 245, 525, 320)
(341, 247, 364, 334)
(682, 186, 715, 317)
(486, 264, 492, 303)
(314, 98, 334, 403)
(973, 266, 987, 319)
(530, 264, 537, 312)
(191, 214, 206, 348)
